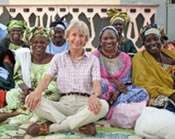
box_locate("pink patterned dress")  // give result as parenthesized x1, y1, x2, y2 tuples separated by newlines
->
(92, 50, 149, 120)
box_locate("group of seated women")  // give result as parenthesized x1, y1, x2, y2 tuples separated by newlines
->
(0, 8, 174, 138)
(0, 26, 60, 124)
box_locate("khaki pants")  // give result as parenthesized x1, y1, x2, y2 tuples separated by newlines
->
(33, 95, 109, 132)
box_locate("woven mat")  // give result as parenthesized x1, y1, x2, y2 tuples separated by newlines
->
(0, 120, 144, 139)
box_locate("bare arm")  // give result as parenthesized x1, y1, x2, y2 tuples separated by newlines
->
(88, 80, 102, 115)
(25, 74, 53, 110)
(169, 92, 175, 103)
(92, 80, 102, 97)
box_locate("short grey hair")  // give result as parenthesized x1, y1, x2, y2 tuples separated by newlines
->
(65, 20, 89, 40)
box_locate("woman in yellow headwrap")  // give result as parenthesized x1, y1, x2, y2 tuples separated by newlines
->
(132, 24, 175, 112)
(106, 8, 137, 57)
(0, 20, 29, 51)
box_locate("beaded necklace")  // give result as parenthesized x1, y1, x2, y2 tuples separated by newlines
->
(101, 49, 117, 58)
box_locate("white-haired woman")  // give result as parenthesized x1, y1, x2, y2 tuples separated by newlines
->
(25, 20, 109, 137)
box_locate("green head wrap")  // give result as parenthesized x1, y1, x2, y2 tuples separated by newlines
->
(7, 20, 27, 33)
(25, 27, 52, 45)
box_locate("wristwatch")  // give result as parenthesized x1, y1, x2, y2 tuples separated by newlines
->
(93, 92, 99, 97)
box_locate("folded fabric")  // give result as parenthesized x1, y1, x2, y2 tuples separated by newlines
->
(135, 107, 175, 139)
(0, 90, 7, 108)
(0, 67, 9, 80)
(0, 23, 8, 40)
(110, 101, 147, 129)
(15, 48, 31, 88)
(114, 85, 149, 106)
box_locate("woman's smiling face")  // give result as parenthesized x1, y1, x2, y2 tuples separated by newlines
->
(112, 19, 124, 35)
(144, 33, 162, 56)
(53, 27, 65, 43)
(66, 27, 87, 51)
(32, 35, 48, 55)
(101, 29, 118, 53)
(9, 27, 22, 42)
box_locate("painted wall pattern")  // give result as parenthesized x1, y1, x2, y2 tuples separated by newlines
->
(0, 5, 156, 51)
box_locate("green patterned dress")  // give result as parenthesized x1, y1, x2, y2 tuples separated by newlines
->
(0, 59, 60, 123)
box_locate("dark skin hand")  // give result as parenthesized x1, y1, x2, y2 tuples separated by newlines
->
(169, 93, 175, 103)
(18, 84, 34, 103)
(18, 84, 29, 92)
(20, 88, 34, 103)
(155, 52, 175, 65)
(109, 79, 128, 93)
(107, 90, 121, 106)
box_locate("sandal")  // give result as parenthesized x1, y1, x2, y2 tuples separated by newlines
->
(26, 121, 52, 137)
(79, 122, 96, 136)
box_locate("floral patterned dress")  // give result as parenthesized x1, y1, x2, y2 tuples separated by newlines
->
(92, 50, 149, 120)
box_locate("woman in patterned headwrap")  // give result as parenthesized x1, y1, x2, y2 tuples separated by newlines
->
(0, 27, 60, 124)
(46, 15, 69, 54)
(132, 24, 175, 112)
(0, 20, 29, 51)
(106, 8, 137, 57)
(92, 25, 148, 129)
